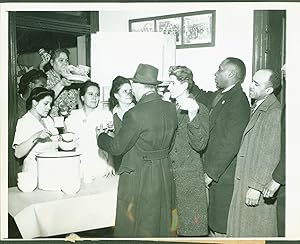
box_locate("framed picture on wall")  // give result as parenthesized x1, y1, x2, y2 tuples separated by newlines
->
(156, 17, 182, 45)
(182, 10, 215, 48)
(129, 19, 155, 32)
(129, 10, 216, 49)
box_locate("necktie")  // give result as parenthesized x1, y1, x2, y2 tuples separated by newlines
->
(251, 101, 257, 114)
(211, 92, 223, 108)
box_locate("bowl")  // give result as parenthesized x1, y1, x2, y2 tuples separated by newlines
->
(61, 132, 75, 142)
(58, 141, 76, 151)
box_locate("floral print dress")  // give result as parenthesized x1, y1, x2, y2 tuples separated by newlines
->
(46, 69, 79, 117)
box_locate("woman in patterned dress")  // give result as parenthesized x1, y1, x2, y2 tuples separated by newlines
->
(45, 48, 79, 118)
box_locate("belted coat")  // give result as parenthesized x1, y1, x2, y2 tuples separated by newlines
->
(98, 92, 178, 237)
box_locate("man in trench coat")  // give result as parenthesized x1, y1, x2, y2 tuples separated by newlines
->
(227, 69, 282, 237)
(97, 63, 178, 237)
(191, 57, 250, 236)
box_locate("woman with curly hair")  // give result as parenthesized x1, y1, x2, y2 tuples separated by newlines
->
(167, 65, 209, 236)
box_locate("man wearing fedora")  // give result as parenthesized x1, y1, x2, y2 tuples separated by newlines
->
(97, 63, 178, 237)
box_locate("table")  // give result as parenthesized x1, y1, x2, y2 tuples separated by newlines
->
(8, 176, 119, 239)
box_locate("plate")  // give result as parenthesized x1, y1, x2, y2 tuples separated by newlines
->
(64, 74, 90, 83)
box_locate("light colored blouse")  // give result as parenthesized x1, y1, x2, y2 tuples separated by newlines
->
(65, 107, 113, 179)
(13, 111, 58, 177)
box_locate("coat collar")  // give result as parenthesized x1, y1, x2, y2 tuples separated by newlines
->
(254, 94, 279, 113)
(243, 94, 280, 136)
(137, 92, 161, 105)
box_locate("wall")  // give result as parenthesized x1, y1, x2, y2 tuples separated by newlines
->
(98, 4, 253, 95)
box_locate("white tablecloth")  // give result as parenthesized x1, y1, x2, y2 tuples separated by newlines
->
(8, 176, 119, 239)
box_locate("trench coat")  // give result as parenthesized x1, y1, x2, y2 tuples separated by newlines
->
(170, 100, 209, 236)
(98, 92, 178, 237)
(191, 83, 250, 233)
(227, 94, 281, 237)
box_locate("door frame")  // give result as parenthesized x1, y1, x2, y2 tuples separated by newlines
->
(8, 11, 98, 187)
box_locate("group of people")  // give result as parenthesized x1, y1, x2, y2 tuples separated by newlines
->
(12, 50, 285, 238)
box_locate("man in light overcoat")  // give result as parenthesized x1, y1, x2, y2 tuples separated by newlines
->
(227, 69, 282, 237)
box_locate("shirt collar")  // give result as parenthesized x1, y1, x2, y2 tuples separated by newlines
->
(222, 83, 236, 93)
(252, 97, 267, 112)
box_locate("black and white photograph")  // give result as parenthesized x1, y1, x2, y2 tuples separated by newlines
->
(0, 1, 299, 241)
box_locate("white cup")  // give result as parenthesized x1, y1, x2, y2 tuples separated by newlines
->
(17, 172, 37, 192)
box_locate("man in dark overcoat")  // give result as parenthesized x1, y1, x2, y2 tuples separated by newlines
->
(97, 63, 178, 237)
(191, 57, 250, 236)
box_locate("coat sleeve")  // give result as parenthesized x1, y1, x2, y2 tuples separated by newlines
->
(205, 96, 250, 182)
(191, 83, 215, 109)
(187, 104, 209, 152)
(248, 108, 282, 191)
(272, 106, 285, 185)
(97, 109, 141, 156)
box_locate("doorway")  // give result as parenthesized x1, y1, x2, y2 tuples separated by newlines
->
(252, 10, 286, 104)
(8, 11, 98, 187)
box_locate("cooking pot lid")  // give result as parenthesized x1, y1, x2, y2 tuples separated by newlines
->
(36, 151, 81, 158)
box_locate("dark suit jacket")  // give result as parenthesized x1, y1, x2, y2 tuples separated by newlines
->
(191, 83, 250, 233)
(98, 92, 178, 237)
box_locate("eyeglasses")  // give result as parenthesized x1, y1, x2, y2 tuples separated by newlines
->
(118, 89, 132, 95)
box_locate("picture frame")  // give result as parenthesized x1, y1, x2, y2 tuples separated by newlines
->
(129, 10, 216, 49)
(129, 19, 155, 32)
(156, 17, 182, 45)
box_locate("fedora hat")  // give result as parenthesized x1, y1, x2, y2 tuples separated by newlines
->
(131, 63, 162, 85)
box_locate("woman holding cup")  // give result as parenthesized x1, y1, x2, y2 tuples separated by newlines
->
(65, 81, 114, 182)
(13, 87, 59, 192)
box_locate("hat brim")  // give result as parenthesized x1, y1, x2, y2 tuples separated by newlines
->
(157, 81, 170, 87)
(130, 78, 162, 85)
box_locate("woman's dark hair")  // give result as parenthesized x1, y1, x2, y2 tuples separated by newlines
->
(108, 76, 131, 111)
(19, 69, 47, 96)
(79, 81, 100, 104)
(26, 87, 55, 111)
(43, 48, 70, 72)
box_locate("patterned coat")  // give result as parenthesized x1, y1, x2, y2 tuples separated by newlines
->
(170, 99, 209, 236)
(191, 83, 250, 233)
(98, 92, 178, 237)
(227, 94, 281, 237)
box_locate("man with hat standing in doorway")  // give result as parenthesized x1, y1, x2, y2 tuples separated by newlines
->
(97, 63, 178, 237)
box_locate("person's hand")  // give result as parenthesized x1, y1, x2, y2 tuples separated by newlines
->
(245, 188, 261, 207)
(35, 129, 52, 141)
(95, 124, 106, 138)
(204, 173, 213, 188)
(177, 97, 199, 121)
(104, 165, 115, 178)
(39, 53, 51, 70)
(263, 179, 280, 198)
(60, 77, 73, 87)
